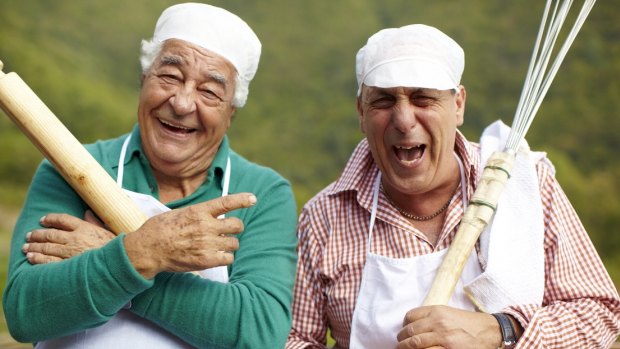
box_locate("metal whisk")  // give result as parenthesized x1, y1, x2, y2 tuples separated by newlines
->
(506, 0, 596, 152)
(423, 0, 597, 307)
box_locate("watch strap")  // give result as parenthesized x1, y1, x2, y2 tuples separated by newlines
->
(492, 313, 517, 348)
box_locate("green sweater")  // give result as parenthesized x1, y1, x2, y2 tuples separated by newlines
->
(3, 125, 298, 348)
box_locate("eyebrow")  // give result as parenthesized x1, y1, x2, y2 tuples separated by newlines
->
(160, 55, 183, 66)
(159, 54, 229, 88)
(208, 71, 228, 88)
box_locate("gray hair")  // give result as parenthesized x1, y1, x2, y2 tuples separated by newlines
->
(139, 39, 248, 108)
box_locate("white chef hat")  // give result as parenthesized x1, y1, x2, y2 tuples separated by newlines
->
(150, 3, 261, 107)
(356, 24, 464, 96)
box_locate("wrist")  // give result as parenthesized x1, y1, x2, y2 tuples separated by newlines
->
(123, 232, 159, 279)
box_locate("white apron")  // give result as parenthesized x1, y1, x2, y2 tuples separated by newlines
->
(349, 154, 483, 349)
(37, 134, 231, 348)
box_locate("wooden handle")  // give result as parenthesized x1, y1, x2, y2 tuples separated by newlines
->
(0, 62, 147, 235)
(422, 151, 515, 306)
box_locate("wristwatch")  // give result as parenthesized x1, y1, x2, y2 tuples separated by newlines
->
(491, 313, 517, 349)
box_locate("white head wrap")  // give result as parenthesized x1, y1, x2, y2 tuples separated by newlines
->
(356, 24, 464, 95)
(149, 3, 261, 107)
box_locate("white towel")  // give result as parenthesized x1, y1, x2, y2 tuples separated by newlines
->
(463, 120, 546, 313)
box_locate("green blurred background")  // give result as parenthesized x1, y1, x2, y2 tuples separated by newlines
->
(0, 0, 618, 345)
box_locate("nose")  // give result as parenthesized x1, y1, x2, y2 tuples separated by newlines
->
(169, 85, 197, 115)
(392, 99, 417, 133)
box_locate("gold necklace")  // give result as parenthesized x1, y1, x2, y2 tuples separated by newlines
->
(380, 184, 454, 221)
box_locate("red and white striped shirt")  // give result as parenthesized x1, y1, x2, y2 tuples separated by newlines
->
(286, 131, 620, 349)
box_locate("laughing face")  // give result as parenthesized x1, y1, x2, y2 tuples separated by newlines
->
(357, 85, 466, 198)
(137, 39, 237, 179)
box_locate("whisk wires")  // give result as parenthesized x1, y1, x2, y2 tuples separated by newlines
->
(504, 0, 596, 152)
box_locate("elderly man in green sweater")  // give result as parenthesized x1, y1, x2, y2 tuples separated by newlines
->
(3, 3, 297, 349)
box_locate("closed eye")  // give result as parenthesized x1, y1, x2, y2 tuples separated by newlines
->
(200, 88, 223, 101)
(159, 74, 182, 84)
(411, 95, 440, 108)
(369, 97, 396, 109)
(412, 97, 434, 107)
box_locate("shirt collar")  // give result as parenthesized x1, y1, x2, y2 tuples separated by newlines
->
(328, 138, 380, 212)
(454, 130, 480, 190)
(209, 135, 231, 182)
(125, 124, 143, 161)
(454, 129, 480, 193)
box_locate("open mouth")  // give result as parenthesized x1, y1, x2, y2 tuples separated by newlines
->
(394, 144, 425, 163)
(158, 118, 196, 134)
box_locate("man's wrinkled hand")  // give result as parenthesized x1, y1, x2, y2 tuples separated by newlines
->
(23, 210, 115, 264)
(123, 192, 257, 279)
(395, 305, 502, 349)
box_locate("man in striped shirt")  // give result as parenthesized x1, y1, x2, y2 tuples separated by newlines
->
(286, 24, 620, 349)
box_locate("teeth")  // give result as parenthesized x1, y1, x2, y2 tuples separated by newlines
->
(159, 119, 191, 130)
(395, 145, 422, 150)
(394, 144, 424, 162)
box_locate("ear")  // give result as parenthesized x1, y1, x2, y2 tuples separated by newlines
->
(455, 85, 466, 126)
(227, 107, 236, 127)
(356, 97, 366, 134)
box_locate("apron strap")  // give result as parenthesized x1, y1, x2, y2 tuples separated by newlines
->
(217, 157, 231, 219)
(117, 134, 132, 187)
(454, 152, 467, 211)
(367, 173, 382, 255)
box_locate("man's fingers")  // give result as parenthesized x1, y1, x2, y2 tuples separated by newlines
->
(398, 315, 437, 342)
(215, 235, 240, 252)
(396, 332, 442, 349)
(27, 229, 69, 244)
(39, 213, 83, 231)
(217, 217, 245, 235)
(25, 251, 63, 265)
(199, 193, 257, 217)
(403, 306, 438, 326)
(83, 210, 105, 227)
(210, 250, 235, 266)
(24, 242, 74, 259)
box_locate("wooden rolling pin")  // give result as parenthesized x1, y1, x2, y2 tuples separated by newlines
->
(422, 151, 514, 307)
(0, 59, 147, 234)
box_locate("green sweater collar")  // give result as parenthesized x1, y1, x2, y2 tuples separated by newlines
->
(121, 124, 231, 205)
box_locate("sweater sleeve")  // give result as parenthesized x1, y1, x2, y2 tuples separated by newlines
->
(2, 160, 154, 343)
(128, 177, 298, 349)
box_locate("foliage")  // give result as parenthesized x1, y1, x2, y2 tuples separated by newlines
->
(0, 0, 618, 290)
